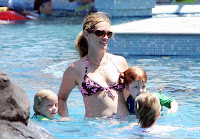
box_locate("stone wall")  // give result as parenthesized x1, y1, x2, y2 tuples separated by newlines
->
(0, 71, 55, 139)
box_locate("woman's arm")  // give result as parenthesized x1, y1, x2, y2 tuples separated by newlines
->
(58, 63, 77, 117)
(118, 55, 129, 100)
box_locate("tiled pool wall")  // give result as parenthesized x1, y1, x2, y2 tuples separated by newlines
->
(108, 34, 200, 56)
(95, 0, 156, 17)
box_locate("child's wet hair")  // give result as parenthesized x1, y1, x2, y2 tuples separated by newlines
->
(135, 92, 161, 128)
(120, 66, 147, 85)
(32, 89, 57, 118)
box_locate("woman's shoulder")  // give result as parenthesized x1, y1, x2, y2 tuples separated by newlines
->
(108, 53, 127, 62)
(70, 56, 86, 67)
(108, 53, 128, 71)
(64, 56, 86, 75)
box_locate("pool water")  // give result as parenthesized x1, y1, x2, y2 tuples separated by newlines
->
(0, 17, 200, 139)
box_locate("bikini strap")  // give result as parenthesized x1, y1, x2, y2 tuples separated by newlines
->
(85, 57, 88, 74)
(108, 55, 120, 73)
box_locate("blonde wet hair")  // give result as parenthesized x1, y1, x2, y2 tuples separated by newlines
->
(75, 12, 111, 58)
(32, 89, 57, 118)
(135, 92, 161, 128)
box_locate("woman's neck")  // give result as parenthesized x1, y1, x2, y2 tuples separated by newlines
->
(87, 51, 108, 66)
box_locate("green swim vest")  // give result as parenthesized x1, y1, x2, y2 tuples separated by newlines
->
(34, 115, 52, 121)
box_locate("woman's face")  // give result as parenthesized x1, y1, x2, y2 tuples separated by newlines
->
(39, 94, 58, 119)
(40, 1, 52, 16)
(86, 21, 111, 51)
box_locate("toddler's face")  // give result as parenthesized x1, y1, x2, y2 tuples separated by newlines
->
(128, 80, 147, 99)
(41, 1, 52, 16)
(39, 94, 58, 119)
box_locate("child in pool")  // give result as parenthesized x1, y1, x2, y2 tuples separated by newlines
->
(136, 92, 161, 128)
(133, 92, 178, 133)
(32, 89, 58, 120)
(34, 0, 53, 16)
(123, 92, 200, 135)
(117, 92, 179, 135)
(120, 66, 178, 114)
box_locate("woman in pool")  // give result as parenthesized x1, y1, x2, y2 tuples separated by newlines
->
(58, 12, 129, 119)
(34, 0, 53, 16)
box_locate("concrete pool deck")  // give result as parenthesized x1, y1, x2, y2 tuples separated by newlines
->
(111, 4, 200, 34)
(109, 4, 200, 56)
(153, 3, 200, 15)
(111, 16, 200, 34)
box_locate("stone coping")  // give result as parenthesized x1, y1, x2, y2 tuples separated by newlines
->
(153, 4, 200, 15)
(111, 16, 200, 34)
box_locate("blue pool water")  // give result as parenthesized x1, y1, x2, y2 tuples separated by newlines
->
(0, 17, 200, 139)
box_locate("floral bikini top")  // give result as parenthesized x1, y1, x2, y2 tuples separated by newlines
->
(81, 57, 125, 100)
